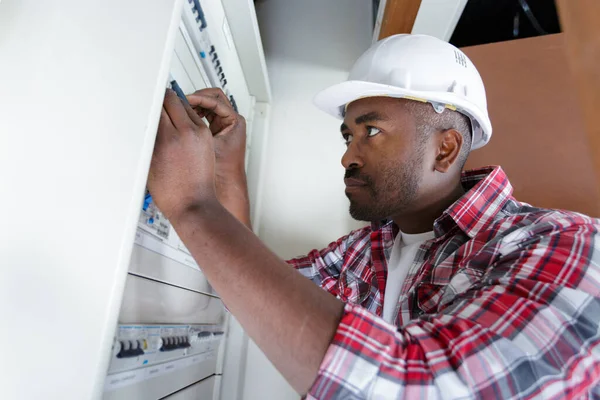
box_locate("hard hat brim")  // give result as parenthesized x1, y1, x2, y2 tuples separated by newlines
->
(313, 80, 492, 150)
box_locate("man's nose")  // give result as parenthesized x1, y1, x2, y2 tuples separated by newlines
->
(341, 142, 364, 170)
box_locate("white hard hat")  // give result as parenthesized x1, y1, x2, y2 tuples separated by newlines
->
(314, 34, 492, 150)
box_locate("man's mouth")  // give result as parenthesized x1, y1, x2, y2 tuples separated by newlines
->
(344, 178, 368, 188)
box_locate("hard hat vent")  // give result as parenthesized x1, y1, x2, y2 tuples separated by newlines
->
(454, 50, 468, 68)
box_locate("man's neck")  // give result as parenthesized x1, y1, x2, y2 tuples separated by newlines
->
(391, 181, 465, 234)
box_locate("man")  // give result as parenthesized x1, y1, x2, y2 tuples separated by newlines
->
(148, 35, 600, 398)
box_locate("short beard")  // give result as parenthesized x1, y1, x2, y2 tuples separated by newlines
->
(348, 149, 424, 222)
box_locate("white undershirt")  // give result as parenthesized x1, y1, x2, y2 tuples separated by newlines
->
(382, 230, 435, 323)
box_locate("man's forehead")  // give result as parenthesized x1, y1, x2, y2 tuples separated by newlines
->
(343, 96, 406, 123)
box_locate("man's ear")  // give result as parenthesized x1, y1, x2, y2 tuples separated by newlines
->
(433, 129, 462, 173)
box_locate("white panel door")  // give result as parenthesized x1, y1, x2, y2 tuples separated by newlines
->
(165, 376, 216, 400)
(0, 0, 183, 398)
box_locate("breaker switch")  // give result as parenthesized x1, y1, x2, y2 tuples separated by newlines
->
(143, 193, 152, 211)
(116, 340, 145, 358)
(160, 336, 191, 351)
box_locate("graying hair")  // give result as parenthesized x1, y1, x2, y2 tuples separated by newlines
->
(402, 99, 472, 167)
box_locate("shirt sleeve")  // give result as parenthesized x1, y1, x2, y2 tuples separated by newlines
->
(307, 221, 600, 399)
(286, 226, 371, 297)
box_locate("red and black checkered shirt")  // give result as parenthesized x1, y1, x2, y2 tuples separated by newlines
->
(287, 166, 600, 399)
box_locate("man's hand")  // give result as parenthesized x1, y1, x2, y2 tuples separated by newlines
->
(147, 89, 218, 223)
(187, 89, 252, 228)
(188, 88, 246, 173)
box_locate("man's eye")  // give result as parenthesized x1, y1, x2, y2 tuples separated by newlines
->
(367, 127, 381, 137)
(343, 134, 353, 145)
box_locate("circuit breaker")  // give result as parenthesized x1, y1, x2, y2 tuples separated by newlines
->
(103, 324, 225, 399)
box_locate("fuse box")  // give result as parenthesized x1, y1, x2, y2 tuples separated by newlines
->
(104, 0, 254, 398)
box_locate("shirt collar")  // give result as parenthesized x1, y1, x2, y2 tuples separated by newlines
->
(434, 166, 513, 238)
(371, 166, 514, 239)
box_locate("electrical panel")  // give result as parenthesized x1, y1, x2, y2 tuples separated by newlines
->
(129, 0, 252, 291)
(1, 0, 269, 398)
(128, 0, 252, 294)
(104, 0, 253, 398)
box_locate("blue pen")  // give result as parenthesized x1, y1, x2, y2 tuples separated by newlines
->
(169, 75, 189, 105)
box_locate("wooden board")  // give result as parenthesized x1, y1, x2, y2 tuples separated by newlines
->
(378, 0, 423, 40)
(463, 34, 600, 217)
(556, 0, 600, 197)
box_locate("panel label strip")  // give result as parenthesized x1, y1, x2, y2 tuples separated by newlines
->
(104, 350, 217, 392)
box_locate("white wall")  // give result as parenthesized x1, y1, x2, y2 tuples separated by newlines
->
(241, 1, 372, 399)
(255, 0, 372, 259)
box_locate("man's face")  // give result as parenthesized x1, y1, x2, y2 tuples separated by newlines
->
(341, 97, 429, 222)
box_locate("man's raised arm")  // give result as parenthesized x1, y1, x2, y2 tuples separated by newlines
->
(148, 89, 344, 394)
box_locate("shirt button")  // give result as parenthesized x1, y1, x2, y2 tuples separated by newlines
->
(343, 287, 352, 297)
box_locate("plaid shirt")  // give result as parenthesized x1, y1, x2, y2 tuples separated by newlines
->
(288, 166, 600, 399)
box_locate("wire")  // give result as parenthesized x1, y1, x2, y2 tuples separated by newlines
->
(517, 0, 548, 35)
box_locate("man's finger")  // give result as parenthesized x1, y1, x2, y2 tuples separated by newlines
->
(157, 107, 175, 143)
(187, 93, 235, 121)
(163, 89, 196, 133)
(182, 101, 208, 128)
(190, 88, 231, 105)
